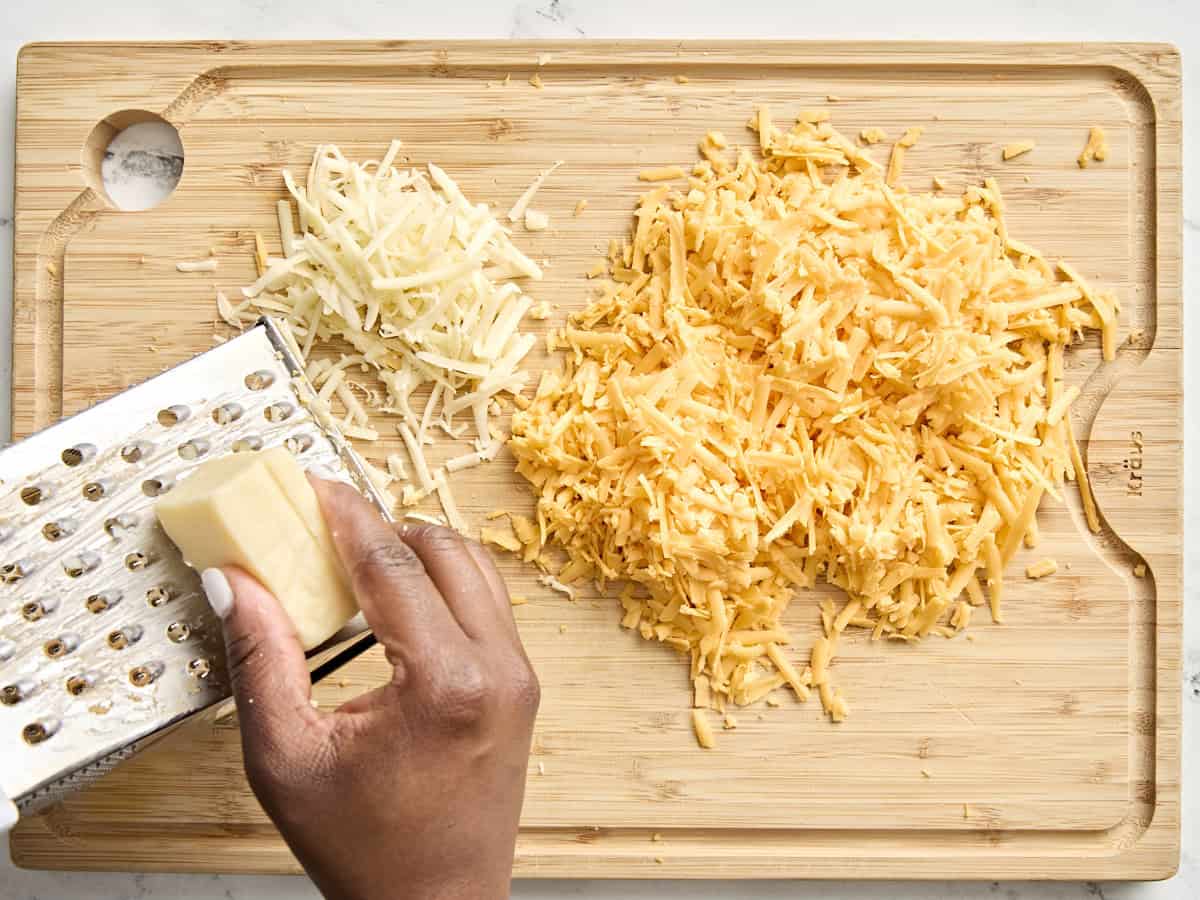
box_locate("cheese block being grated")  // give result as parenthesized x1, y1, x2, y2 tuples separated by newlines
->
(242, 142, 542, 526)
(509, 107, 1117, 723)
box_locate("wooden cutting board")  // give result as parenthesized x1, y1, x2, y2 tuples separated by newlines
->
(9, 41, 1181, 879)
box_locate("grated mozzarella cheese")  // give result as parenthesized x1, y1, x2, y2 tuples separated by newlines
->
(242, 142, 542, 526)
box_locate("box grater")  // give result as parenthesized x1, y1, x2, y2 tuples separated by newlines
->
(0, 318, 389, 828)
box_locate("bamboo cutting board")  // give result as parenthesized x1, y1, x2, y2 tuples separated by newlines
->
(8, 42, 1182, 879)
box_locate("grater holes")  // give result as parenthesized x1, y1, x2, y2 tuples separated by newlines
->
(86, 591, 121, 614)
(146, 585, 174, 607)
(187, 657, 212, 679)
(2, 680, 33, 705)
(63, 552, 100, 578)
(103, 514, 138, 538)
(125, 550, 154, 570)
(62, 443, 96, 467)
(2, 558, 35, 584)
(264, 401, 294, 423)
(128, 663, 162, 688)
(106, 626, 142, 650)
(42, 518, 77, 541)
(285, 434, 314, 455)
(66, 673, 94, 696)
(0, 639, 14, 662)
(213, 403, 244, 425)
(142, 477, 173, 497)
(177, 438, 210, 461)
(21, 596, 57, 621)
(22, 719, 58, 745)
(166, 621, 191, 643)
(157, 405, 190, 427)
(121, 441, 153, 463)
(83, 479, 111, 502)
(232, 435, 263, 453)
(43, 634, 79, 659)
(20, 484, 50, 505)
(245, 370, 275, 391)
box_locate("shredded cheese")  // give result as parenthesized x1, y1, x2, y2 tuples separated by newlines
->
(1078, 127, 1108, 168)
(176, 259, 218, 272)
(243, 142, 540, 525)
(1002, 141, 1035, 161)
(524, 209, 550, 232)
(691, 708, 716, 749)
(510, 108, 1116, 720)
(509, 161, 563, 222)
(1025, 558, 1057, 579)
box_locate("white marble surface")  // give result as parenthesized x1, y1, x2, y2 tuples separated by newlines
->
(0, 1, 1196, 897)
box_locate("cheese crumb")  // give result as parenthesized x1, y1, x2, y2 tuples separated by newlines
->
(574, 199, 588, 216)
(481, 524, 522, 553)
(524, 209, 550, 232)
(1002, 141, 1036, 161)
(1078, 127, 1108, 168)
(509, 161, 564, 222)
(1025, 558, 1058, 579)
(675, 74, 690, 84)
(638, 166, 688, 182)
(691, 709, 716, 749)
(511, 595, 529, 606)
(529, 73, 544, 89)
(1133, 562, 1147, 578)
(859, 127, 887, 145)
(176, 258, 218, 273)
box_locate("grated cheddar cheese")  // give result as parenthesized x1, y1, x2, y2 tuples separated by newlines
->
(509, 108, 1117, 731)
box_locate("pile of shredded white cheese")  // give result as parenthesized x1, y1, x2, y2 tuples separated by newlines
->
(239, 143, 544, 524)
(509, 109, 1117, 735)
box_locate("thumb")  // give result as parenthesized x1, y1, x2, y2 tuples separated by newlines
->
(201, 567, 318, 758)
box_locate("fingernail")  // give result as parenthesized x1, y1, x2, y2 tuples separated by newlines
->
(200, 568, 234, 619)
(307, 463, 339, 482)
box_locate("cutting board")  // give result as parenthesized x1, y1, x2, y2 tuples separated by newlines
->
(9, 41, 1181, 879)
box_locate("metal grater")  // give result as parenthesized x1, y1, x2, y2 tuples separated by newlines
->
(0, 318, 388, 827)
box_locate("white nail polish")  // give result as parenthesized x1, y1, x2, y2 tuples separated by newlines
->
(307, 463, 339, 481)
(200, 568, 234, 619)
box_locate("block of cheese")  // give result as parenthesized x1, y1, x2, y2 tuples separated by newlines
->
(155, 447, 357, 650)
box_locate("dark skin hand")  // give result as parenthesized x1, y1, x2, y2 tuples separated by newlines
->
(203, 476, 540, 900)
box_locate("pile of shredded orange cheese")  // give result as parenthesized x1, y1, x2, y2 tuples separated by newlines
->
(509, 108, 1116, 732)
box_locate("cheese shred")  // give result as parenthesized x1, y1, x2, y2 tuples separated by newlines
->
(510, 109, 1116, 722)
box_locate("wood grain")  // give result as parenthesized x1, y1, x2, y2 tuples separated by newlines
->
(9, 41, 1182, 879)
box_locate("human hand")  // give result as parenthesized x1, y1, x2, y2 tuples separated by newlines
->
(200, 476, 540, 900)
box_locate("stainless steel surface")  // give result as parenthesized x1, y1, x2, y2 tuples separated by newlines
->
(0, 320, 385, 812)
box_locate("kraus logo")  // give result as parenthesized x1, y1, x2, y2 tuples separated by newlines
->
(1123, 431, 1144, 496)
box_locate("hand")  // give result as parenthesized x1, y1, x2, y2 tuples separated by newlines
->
(200, 476, 540, 900)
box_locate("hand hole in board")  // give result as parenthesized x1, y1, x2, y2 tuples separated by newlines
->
(82, 110, 183, 212)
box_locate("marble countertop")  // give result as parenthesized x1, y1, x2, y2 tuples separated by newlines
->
(1, 1, 1196, 897)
